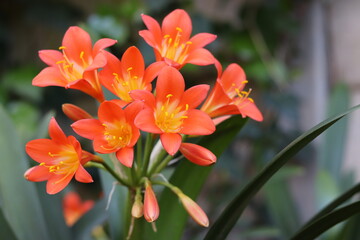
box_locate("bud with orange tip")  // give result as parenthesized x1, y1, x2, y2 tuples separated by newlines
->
(179, 143, 216, 166)
(62, 103, 93, 121)
(178, 192, 209, 227)
(143, 180, 159, 222)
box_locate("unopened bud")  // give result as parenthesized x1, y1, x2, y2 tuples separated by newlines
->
(178, 193, 209, 227)
(143, 182, 159, 222)
(179, 143, 216, 166)
(131, 200, 144, 218)
(62, 104, 92, 121)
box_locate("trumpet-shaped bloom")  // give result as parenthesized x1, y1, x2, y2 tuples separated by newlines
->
(25, 117, 94, 194)
(71, 101, 142, 167)
(201, 63, 263, 122)
(100, 46, 165, 104)
(139, 9, 217, 69)
(131, 66, 215, 155)
(33, 26, 117, 102)
(179, 143, 216, 166)
(63, 191, 94, 226)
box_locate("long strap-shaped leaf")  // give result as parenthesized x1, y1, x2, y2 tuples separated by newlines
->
(300, 181, 360, 231)
(290, 201, 360, 240)
(204, 104, 360, 240)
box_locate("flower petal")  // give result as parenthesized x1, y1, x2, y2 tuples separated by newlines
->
(32, 67, 67, 87)
(189, 33, 217, 51)
(71, 119, 104, 140)
(235, 100, 263, 122)
(39, 50, 64, 66)
(160, 133, 182, 155)
(141, 13, 162, 45)
(93, 38, 117, 55)
(116, 147, 134, 167)
(46, 173, 73, 194)
(121, 46, 144, 79)
(85, 51, 107, 71)
(98, 101, 126, 123)
(180, 84, 209, 109)
(156, 67, 184, 103)
(130, 90, 156, 109)
(134, 108, 162, 134)
(185, 48, 215, 66)
(219, 63, 246, 95)
(26, 139, 61, 163)
(162, 9, 192, 41)
(62, 26, 92, 65)
(75, 165, 93, 183)
(24, 166, 51, 182)
(143, 61, 167, 84)
(48, 117, 67, 143)
(181, 109, 215, 135)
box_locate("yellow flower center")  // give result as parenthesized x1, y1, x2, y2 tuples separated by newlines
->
(56, 46, 89, 83)
(111, 67, 145, 102)
(155, 94, 188, 133)
(161, 27, 192, 64)
(41, 145, 80, 183)
(231, 82, 254, 108)
(101, 121, 132, 150)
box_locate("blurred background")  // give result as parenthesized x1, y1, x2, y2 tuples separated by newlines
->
(1, 0, 360, 239)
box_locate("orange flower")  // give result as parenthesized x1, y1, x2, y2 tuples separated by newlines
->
(63, 191, 94, 226)
(131, 66, 215, 155)
(33, 26, 117, 102)
(139, 9, 217, 69)
(99, 46, 165, 104)
(201, 63, 263, 122)
(143, 181, 159, 222)
(179, 143, 216, 166)
(25, 117, 94, 194)
(71, 101, 143, 167)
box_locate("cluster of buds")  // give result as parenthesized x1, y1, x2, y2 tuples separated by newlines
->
(24, 9, 262, 229)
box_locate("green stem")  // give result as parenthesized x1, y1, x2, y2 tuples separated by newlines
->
(100, 159, 130, 187)
(141, 133, 154, 177)
(150, 154, 173, 176)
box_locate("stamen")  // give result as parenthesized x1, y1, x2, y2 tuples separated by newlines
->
(166, 94, 173, 98)
(59, 46, 66, 50)
(176, 27, 183, 32)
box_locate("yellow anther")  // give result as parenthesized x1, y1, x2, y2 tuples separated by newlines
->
(164, 34, 170, 38)
(161, 106, 165, 111)
(166, 94, 173, 98)
(170, 113, 175, 118)
(176, 27, 183, 32)
(185, 104, 189, 111)
(40, 162, 45, 166)
(248, 98, 254, 103)
(127, 67, 133, 72)
(56, 60, 65, 65)
(59, 46, 66, 50)
(60, 161, 64, 164)
(242, 80, 249, 84)
(165, 112, 169, 117)
(133, 76, 138, 79)
(186, 41, 192, 45)
(181, 116, 188, 119)
(80, 51, 84, 59)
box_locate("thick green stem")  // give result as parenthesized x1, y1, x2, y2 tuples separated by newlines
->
(99, 159, 130, 187)
(149, 154, 173, 176)
(141, 133, 154, 177)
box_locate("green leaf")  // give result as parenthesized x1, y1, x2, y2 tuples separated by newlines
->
(145, 116, 248, 240)
(299, 181, 360, 231)
(290, 201, 360, 240)
(0, 104, 50, 240)
(0, 209, 18, 240)
(318, 83, 349, 182)
(204, 104, 360, 240)
(263, 166, 303, 237)
(99, 154, 128, 240)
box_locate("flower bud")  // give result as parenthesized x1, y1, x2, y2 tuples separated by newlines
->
(131, 200, 144, 218)
(179, 143, 216, 166)
(62, 103, 92, 121)
(178, 193, 209, 227)
(143, 182, 159, 222)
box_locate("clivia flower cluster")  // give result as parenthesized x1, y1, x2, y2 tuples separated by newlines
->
(25, 9, 263, 230)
